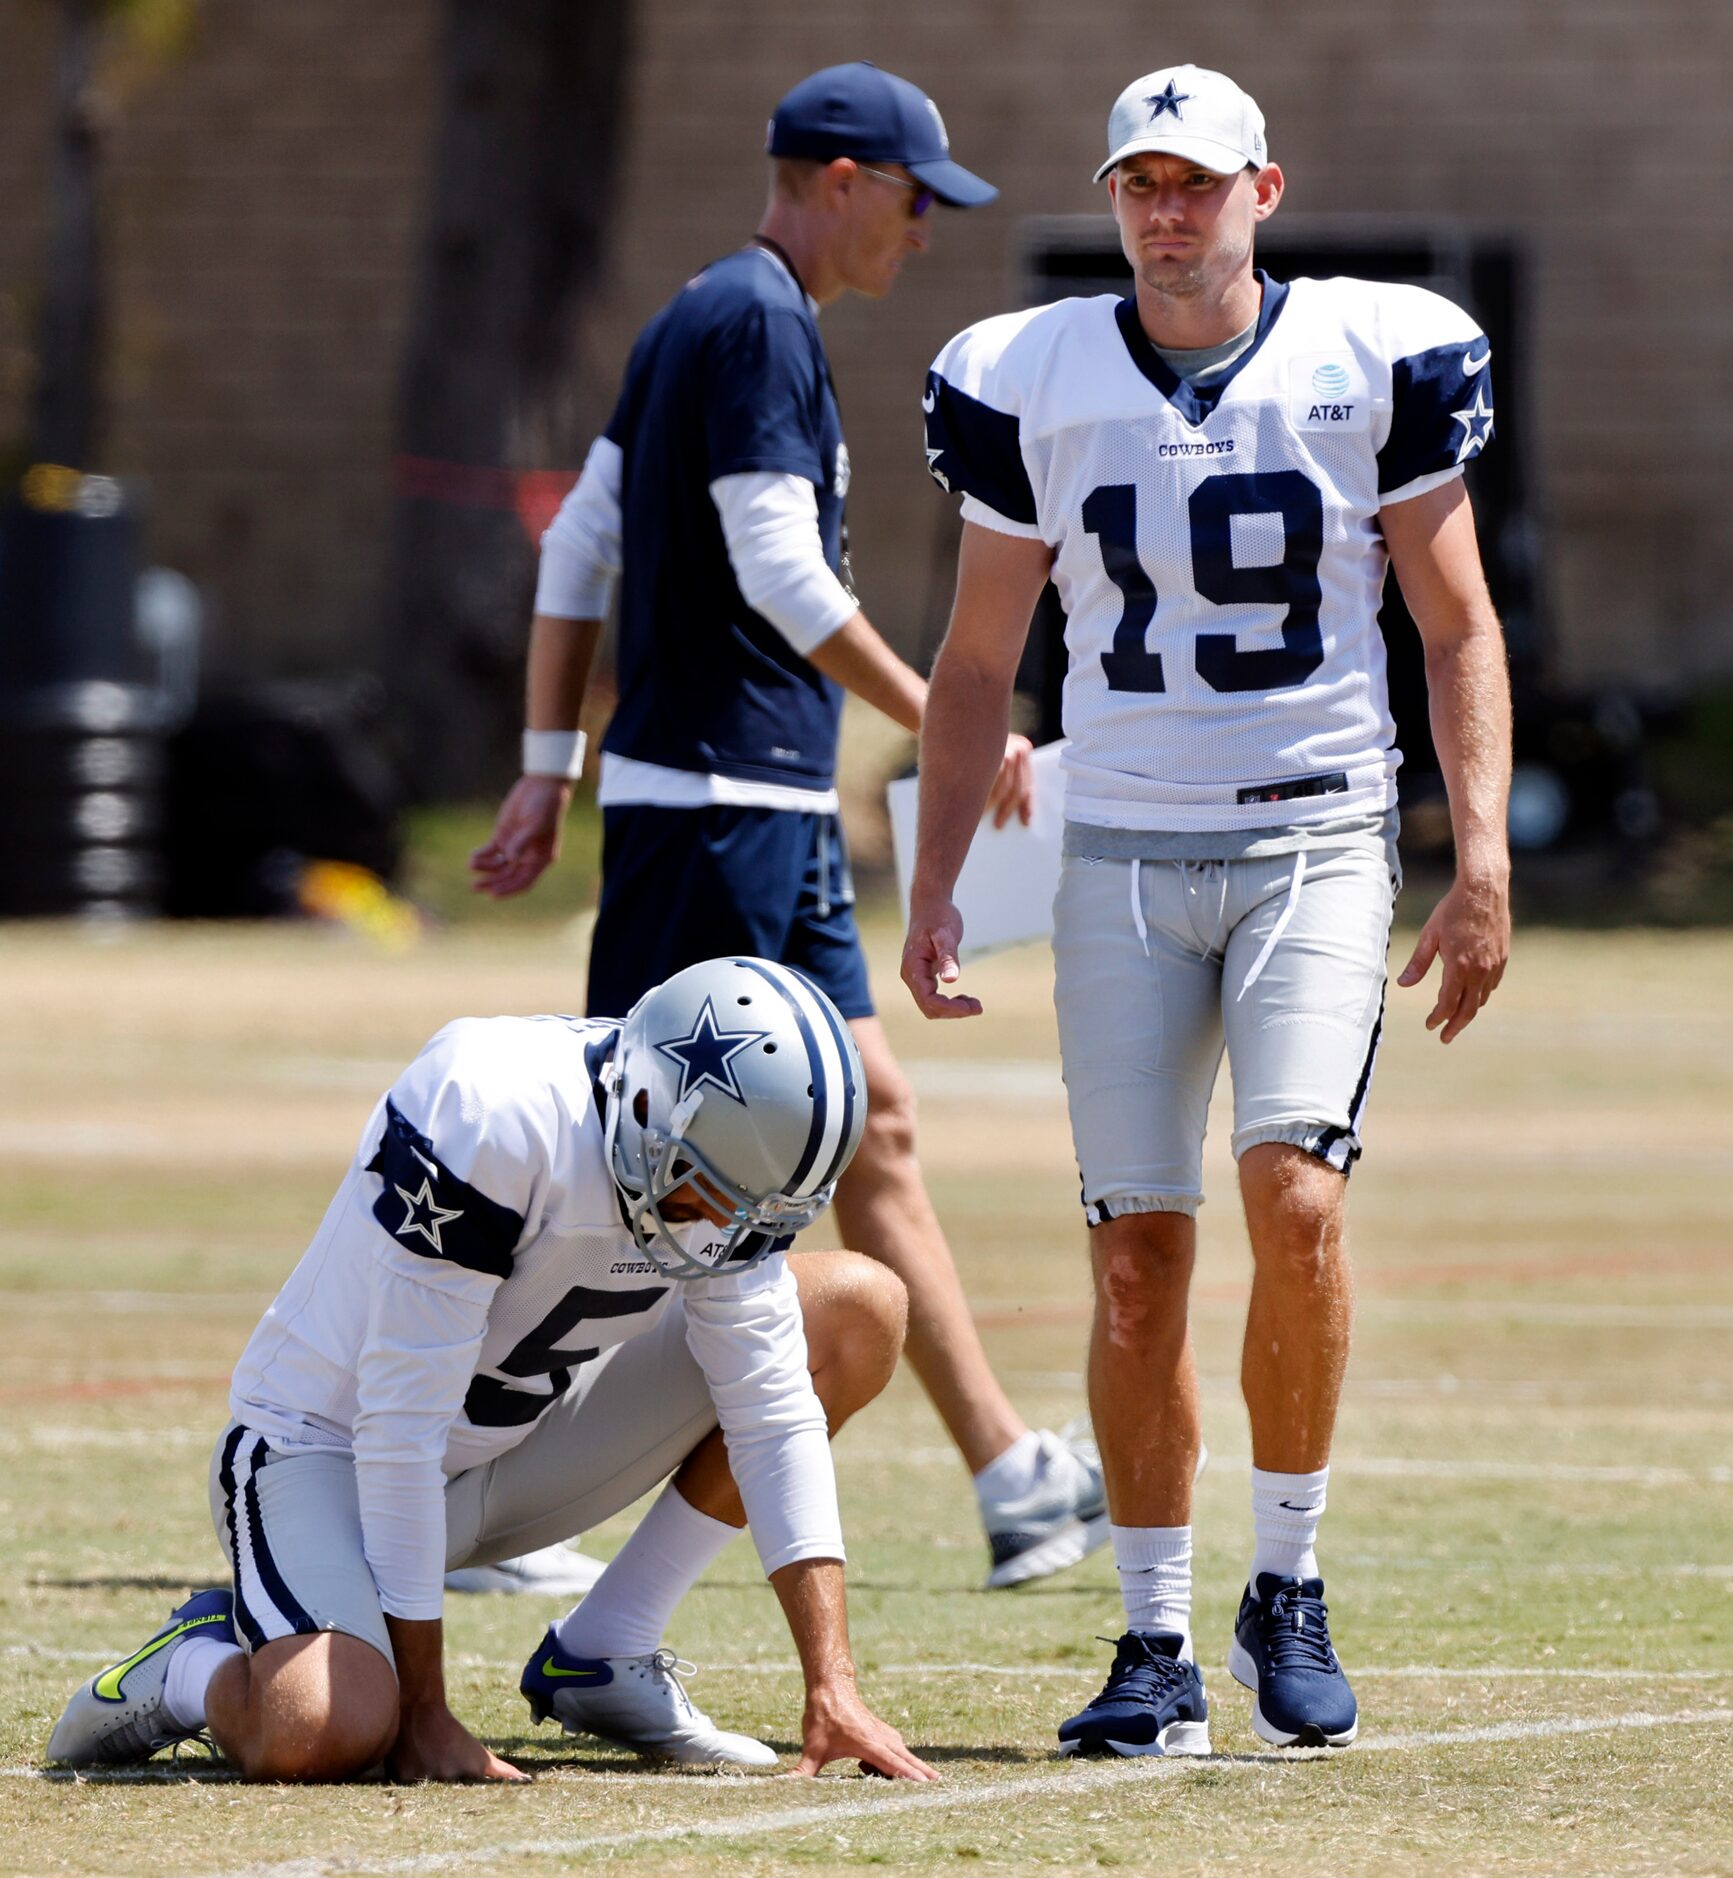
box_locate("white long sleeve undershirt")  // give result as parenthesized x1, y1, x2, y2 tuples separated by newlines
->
(705, 471, 858, 655)
(534, 437, 624, 622)
(533, 443, 855, 659)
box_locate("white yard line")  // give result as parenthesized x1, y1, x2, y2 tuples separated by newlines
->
(185, 1707, 1733, 1877)
(9, 1646, 1725, 1681)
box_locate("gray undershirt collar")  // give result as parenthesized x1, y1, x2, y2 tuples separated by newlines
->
(1153, 319, 1258, 385)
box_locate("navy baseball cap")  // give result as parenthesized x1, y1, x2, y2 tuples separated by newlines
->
(766, 62, 997, 208)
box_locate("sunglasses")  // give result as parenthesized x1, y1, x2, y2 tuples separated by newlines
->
(856, 164, 936, 219)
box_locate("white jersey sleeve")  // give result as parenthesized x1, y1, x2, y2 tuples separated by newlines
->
(923, 310, 1053, 543)
(1369, 283, 1495, 506)
(682, 1252, 843, 1575)
(349, 1027, 544, 1619)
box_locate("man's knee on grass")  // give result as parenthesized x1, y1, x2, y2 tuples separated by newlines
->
(213, 1633, 398, 1782)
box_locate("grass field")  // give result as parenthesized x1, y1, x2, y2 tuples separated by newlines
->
(1, 912, 1730, 1875)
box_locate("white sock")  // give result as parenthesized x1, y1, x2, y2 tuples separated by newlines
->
(972, 1429, 1042, 1505)
(1111, 1524, 1193, 1659)
(1250, 1464, 1329, 1585)
(555, 1485, 739, 1661)
(162, 1634, 241, 1731)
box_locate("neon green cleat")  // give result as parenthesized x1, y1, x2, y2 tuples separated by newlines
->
(46, 1589, 236, 1767)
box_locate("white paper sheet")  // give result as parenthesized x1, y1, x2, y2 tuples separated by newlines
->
(887, 740, 1068, 961)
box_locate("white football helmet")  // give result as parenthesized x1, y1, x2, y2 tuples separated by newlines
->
(604, 957, 867, 1280)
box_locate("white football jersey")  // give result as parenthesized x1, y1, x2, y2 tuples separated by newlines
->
(229, 1013, 835, 1616)
(924, 273, 1494, 831)
(232, 1013, 800, 1477)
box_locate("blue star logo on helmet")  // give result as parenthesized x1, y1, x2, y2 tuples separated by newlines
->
(653, 998, 769, 1105)
(1144, 79, 1191, 122)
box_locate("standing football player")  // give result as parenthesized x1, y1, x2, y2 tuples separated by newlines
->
(903, 65, 1510, 1755)
(48, 959, 934, 1782)
(470, 62, 1107, 1590)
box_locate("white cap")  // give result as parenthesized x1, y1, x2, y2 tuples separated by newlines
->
(1094, 65, 1268, 183)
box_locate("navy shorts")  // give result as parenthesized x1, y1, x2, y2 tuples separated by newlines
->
(586, 803, 874, 1022)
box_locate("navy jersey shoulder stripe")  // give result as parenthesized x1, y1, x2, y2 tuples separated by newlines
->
(1378, 341, 1494, 494)
(365, 1096, 524, 1282)
(923, 370, 1037, 525)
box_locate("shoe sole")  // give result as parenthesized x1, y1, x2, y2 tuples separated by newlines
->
(1058, 1720, 1212, 1759)
(523, 1691, 775, 1767)
(1226, 1640, 1358, 1749)
(985, 1511, 1111, 1589)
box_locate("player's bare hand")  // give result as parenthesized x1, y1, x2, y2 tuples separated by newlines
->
(1397, 869, 1510, 1043)
(468, 776, 573, 899)
(789, 1680, 938, 1782)
(985, 732, 1035, 830)
(389, 1701, 529, 1783)
(901, 896, 980, 1019)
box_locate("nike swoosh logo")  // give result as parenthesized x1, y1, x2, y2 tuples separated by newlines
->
(539, 1657, 603, 1680)
(1277, 1500, 1314, 1512)
(1462, 349, 1490, 375)
(94, 1611, 229, 1702)
(921, 388, 936, 413)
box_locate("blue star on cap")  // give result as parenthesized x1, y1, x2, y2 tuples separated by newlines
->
(1144, 80, 1191, 121)
(654, 998, 769, 1105)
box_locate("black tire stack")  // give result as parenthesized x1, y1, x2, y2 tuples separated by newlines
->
(0, 484, 168, 921)
(0, 682, 168, 919)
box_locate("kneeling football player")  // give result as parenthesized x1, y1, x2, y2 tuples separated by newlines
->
(48, 958, 934, 1783)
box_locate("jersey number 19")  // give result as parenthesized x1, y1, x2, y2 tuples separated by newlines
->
(1083, 469, 1325, 696)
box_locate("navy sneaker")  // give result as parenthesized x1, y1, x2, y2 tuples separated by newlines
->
(1057, 1630, 1211, 1758)
(1228, 1574, 1358, 1747)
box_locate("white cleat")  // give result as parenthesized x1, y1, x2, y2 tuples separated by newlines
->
(46, 1588, 235, 1768)
(445, 1542, 606, 1599)
(982, 1426, 1110, 1590)
(521, 1632, 776, 1769)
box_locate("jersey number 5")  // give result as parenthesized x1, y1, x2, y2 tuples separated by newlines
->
(1084, 469, 1325, 695)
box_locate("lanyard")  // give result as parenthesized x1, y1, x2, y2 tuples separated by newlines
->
(746, 239, 856, 602)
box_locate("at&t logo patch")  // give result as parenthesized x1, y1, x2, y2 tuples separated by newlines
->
(1290, 353, 1372, 432)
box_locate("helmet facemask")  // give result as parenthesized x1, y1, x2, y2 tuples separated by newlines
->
(599, 957, 868, 1284)
(606, 1077, 832, 1282)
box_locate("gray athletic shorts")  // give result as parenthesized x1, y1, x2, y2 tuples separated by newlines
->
(1053, 842, 1397, 1222)
(207, 1296, 717, 1668)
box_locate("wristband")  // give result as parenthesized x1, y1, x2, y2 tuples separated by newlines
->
(522, 729, 587, 780)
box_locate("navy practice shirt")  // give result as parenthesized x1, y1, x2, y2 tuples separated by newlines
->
(601, 247, 849, 793)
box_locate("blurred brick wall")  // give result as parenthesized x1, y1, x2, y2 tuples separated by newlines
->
(0, 0, 438, 678)
(2, 0, 1730, 689)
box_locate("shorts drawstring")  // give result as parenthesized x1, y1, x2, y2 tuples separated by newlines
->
(1129, 858, 1151, 957)
(816, 818, 832, 920)
(1237, 850, 1307, 999)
